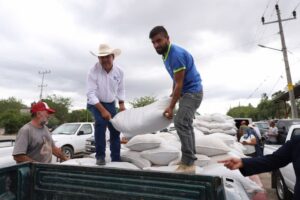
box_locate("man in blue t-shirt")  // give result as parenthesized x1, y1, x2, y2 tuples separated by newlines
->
(149, 26, 203, 173)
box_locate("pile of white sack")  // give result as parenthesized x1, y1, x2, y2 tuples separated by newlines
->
(193, 113, 237, 136)
(62, 105, 263, 200)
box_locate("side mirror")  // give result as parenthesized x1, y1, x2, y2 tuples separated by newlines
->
(78, 130, 84, 135)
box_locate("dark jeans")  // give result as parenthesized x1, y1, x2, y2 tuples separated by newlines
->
(87, 102, 121, 161)
(174, 92, 203, 166)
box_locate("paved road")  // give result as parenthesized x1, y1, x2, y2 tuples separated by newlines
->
(259, 173, 278, 200)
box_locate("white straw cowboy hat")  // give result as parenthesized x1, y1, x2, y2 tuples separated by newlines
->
(90, 44, 121, 57)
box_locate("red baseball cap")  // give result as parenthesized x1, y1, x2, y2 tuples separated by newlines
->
(30, 102, 55, 114)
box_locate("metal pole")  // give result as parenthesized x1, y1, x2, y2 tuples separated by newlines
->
(275, 5, 298, 118)
(38, 70, 51, 100)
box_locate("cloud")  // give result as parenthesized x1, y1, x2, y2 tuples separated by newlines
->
(1, 0, 300, 115)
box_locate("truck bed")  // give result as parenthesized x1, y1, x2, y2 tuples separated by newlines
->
(0, 163, 226, 200)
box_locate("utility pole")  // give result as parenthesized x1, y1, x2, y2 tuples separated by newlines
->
(261, 4, 298, 118)
(38, 70, 51, 100)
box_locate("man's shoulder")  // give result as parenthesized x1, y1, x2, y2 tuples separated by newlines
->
(19, 123, 32, 132)
(113, 64, 124, 75)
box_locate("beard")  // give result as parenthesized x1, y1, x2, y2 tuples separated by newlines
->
(155, 44, 169, 55)
(39, 117, 49, 126)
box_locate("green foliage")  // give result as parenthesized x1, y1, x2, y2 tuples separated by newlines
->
(227, 91, 294, 120)
(227, 104, 257, 120)
(0, 97, 29, 134)
(47, 116, 60, 130)
(0, 97, 25, 113)
(68, 109, 93, 122)
(129, 96, 157, 108)
(43, 94, 72, 123)
(0, 110, 30, 134)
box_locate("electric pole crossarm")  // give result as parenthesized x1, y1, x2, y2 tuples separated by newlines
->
(263, 17, 296, 25)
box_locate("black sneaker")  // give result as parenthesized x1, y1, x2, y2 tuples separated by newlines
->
(96, 158, 106, 165)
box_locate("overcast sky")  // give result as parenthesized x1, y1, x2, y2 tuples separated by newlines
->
(1, 0, 300, 114)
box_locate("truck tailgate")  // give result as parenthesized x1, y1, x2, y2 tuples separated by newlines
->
(1, 163, 226, 200)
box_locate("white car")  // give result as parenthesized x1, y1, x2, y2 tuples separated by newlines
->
(264, 124, 300, 200)
(52, 122, 94, 159)
(0, 140, 15, 167)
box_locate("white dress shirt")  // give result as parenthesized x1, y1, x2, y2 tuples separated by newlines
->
(87, 62, 125, 105)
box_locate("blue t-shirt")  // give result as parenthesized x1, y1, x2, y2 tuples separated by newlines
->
(163, 44, 202, 94)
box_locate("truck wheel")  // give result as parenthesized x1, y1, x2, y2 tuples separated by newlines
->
(275, 171, 292, 200)
(62, 146, 74, 159)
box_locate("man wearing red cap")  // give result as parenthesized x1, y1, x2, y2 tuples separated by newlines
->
(12, 101, 68, 163)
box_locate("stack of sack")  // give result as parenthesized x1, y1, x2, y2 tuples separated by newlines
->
(193, 113, 237, 136)
(61, 110, 262, 200)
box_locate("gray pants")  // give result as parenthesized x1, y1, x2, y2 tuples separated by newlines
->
(174, 92, 203, 166)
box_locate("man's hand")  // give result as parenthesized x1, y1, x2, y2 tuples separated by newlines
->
(163, 107, 173, 119)
(118, 104, 126, 112)
(218, 157, 243, 170)
(101, 109, 112, 120)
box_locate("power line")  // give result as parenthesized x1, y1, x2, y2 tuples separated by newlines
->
(268, 74, 284, 97)
(247, 76, 269, 100)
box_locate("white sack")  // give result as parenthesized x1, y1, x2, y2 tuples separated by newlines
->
(110, 97, 172, 137)
(201, 164, 263, 195)
(222, 177, 250, 200)
(195, 135, 231, 156)
(121, 150, 151, 169)
(210, 133, 236, 146)
(125, 134, 162, 152)
(194, 125, 210, 134)
(196, 114, 213, 122)
(210, 113, 227, 123)
(224, 128, 238, 136)
(141, 144, 181, 166)
(144, 165, 203, 173)
(194, 154, 210, 167)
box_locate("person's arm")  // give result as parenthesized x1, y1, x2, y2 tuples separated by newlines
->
(163, 70, 185, 119)
(117, 69, 126, 112)
(219, 139, 294, 176)
(12, 126, 33, 163)
(13, 154, 35, 163)
(118, 101, 126, 112)
(52, 146, 68, 162)
(242, 136, 257, 145)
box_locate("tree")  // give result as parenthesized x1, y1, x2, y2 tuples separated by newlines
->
(68, 109, 93, 122)
(129, 96, 157, 108)
(0, 110, 30, 134)
(227, 104, 257, 120)
(0, 97, 29, 134)
(0, 97, 26, 114)
(43, 95, 72, 123)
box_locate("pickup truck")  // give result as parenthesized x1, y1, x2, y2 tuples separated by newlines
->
(263, 124, 300, 200)
(0, 140, 15, 168)
(52, 122, 94, 159)
(0, 162, 226, 200)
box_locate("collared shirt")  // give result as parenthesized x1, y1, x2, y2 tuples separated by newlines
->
(163, 44, 202, 94)
(87, 62, 125, 105)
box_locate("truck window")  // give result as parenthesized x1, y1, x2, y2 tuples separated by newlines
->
(79, 124, 93, 135)
(291, 128, 300, 137)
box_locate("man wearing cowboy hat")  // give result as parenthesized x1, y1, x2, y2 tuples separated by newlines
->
(87, 44, 125, 165)
(13, 101, 68, 163)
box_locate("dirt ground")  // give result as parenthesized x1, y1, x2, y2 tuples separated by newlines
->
(259, 173, 278, 200)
